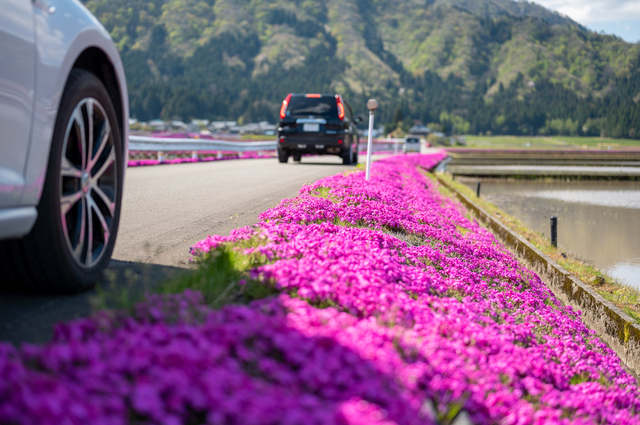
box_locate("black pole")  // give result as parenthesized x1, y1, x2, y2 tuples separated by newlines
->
(550, 216, 557, 248)
(476, 181, 481, 197)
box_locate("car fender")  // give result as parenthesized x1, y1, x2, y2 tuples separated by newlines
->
(21, 0, 128, 207)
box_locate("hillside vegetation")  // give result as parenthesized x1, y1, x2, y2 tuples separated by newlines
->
(84, 0, 640, 138)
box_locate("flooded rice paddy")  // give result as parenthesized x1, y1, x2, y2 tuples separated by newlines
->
(461, 179, 640, 289)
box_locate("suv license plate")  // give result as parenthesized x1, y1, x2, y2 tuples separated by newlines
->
(303, 123, 319, 132)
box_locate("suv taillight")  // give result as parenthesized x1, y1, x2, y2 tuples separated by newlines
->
(336, 95, 345, 120)
(280, 93, 292, 120)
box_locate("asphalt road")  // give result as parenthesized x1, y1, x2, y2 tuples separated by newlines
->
(113, 155, 361, 267)
(0, 155, 368, 346)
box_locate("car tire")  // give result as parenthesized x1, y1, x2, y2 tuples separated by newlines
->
(353, 149, 359, 164)
(0, 69, 123, 293)
(277, 147, 289, 163)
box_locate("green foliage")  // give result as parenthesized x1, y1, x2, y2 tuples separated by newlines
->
(439, 111, 470, 134)
(310, 186, 331, 199)
(159, 244, 277, 308)
(84, 0, 640, 138)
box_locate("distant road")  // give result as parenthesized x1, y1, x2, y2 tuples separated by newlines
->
(0, 155, 371, 345)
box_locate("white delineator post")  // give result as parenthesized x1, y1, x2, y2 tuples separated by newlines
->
(365, 99, 378, 181)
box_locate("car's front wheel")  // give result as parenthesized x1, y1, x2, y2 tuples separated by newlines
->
(0, 69, 123, 293)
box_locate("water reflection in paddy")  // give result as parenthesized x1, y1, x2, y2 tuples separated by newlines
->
(461, 179, 640, 289)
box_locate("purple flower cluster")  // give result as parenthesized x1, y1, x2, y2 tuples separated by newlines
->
(194, 153, 640, 423)
(128, 151, 275, 167)
(0, 292, 425, 424)
(2, 152, 639, 424)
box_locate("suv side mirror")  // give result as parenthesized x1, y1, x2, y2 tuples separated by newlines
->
(354, 116, 363, 124)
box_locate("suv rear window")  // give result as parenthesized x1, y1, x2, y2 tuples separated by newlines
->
(406, 138, 419, 143)
(286, 95, 338, 118)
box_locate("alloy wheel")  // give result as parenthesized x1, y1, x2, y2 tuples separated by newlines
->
(59, 97, 117, 269)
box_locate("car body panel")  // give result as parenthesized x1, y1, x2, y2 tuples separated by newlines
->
(22, 0, 128, 207)
(0, 0, 37, 208)
(403, 137, 421, 153)
(0, 207, 37, 240)
(0, 0, 129, 240)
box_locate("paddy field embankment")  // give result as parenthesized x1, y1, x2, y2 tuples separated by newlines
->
(433, 171, 640, 379)
(445, 148, 640, 178)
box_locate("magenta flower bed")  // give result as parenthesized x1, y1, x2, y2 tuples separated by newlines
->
(2, 152, 639, 424)
(128, 151, 276, 167)
(126, 150, 395, 167)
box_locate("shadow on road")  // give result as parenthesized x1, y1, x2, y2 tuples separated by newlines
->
(0, 260, 186, 346)
(290, 153, 390, 167)
(292, 161, 353, 166)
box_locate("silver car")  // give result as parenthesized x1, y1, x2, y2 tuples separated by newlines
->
(403, 136, 421, 154)
(0, 0, 128, 292)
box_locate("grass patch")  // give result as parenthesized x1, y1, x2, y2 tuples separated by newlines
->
(310, 186, 331, 199)
(455, 225, 470, 236)
(91, 272, 144, 313)
(91, 263, 186, 313)
(434, 172, 640, 323)
(461, 135, 640, 149)
(241, 134, 277, 140)
(159, 244, 277, 308)
(92, 236, 278, 314)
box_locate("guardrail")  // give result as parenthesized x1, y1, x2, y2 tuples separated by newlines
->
(129, 135, 278, 152)
(129, 135, 402, 158)
(362, 140, 402, 154)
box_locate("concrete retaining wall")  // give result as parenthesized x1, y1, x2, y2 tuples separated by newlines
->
(433, 172, 640, 377)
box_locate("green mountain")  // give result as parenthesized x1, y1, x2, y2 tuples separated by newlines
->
(84, 0, 640, 138)
(435, 0, 578, 26)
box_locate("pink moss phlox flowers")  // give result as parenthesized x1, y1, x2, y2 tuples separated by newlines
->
(2, 152, 640, 424)
(193, 152, 640, 424)
(128, 151, 275, 167)
(0, 293, 428, 424)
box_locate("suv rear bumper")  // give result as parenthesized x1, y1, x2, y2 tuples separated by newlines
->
(278, 134, 347, 155)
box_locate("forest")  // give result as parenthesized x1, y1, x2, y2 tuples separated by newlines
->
(84, 0, 640, 138)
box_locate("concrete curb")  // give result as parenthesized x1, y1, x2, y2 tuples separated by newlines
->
(432, 172, 640, 377)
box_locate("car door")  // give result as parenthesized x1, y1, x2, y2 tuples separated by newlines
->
(0, 0, 36, 208)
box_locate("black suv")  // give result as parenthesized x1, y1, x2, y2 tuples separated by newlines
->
(277, 93, 362, 164)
